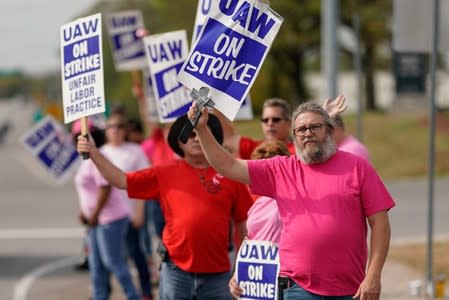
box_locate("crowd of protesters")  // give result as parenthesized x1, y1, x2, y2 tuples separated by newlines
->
(72, 92, 394, 300)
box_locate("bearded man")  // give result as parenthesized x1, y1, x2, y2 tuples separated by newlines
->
(187, 101, 395, 300)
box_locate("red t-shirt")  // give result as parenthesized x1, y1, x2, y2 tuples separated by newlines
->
(239, 136, 296, 159)
(126, 160, 253, 273)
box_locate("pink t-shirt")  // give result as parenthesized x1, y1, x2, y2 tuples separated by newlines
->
(246, 196, 281, 243)
(74, 159, 130, 225)
(338, 135, 370, 162)
(141, 128, 180, 166)
(248, 151, 395, 296)
(101, 143, 150, 217)
(74, 143, 149, 224)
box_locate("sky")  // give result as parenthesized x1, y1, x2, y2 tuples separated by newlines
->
(0, 0, 95, 76)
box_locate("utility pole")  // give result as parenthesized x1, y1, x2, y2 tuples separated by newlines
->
(321, 0, 339, 98)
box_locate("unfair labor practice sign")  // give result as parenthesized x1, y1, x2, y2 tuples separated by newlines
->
(178, 0, 283, 121)
(20, 116, 80, 183)
(143, 30, 191, 123)
(60, 13, 105, 124)
(106, 10, 146, 71)
(236, 240, 280, 300)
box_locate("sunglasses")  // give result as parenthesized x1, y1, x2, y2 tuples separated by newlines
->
(260, 117, 284, 124)
(106, 123, 126, 130)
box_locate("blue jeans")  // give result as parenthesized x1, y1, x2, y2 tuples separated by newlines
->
(88, 217, 139, 300)
(126, 224, 152, 297)
(141, 201, 165, 257)
(159, 259, 232, 300)
(284, 281, 354, 300)
(148, 200, 165, 238)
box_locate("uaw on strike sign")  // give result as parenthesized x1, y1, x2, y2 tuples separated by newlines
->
(178, 0, 283, 121)
(106, 10, 146, 71)
(60, 13, 105, 124)
(236, 240, 280, 300)
(191, 0, 254, 120)
(143, 30, 191, 123)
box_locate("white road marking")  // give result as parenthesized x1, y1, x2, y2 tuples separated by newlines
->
(13, 256, 79, 300)
(0, 228, 84, 239)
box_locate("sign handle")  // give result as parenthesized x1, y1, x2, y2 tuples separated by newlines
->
(80, 117, 90, 160)
(179, 87, 215, 144)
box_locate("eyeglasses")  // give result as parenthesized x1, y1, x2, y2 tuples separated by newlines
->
(260, 117, 284, 124)
(106, 124, 126, 130)
(293, 123, 325, 137)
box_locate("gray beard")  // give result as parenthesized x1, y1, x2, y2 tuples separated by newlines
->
(296, 135, 336, 164)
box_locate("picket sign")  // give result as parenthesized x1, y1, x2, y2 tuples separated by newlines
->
(143, 30, 191, 123)
(20, 116, 80, 183)
(60, 13, 105, 124)
(236, 239, 280, 300)
(191, 0, 254, 120)
(178, 0, 283, 121)
(105, 10, 147, 71)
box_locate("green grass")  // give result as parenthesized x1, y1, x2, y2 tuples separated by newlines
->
(389, 242, 449, 280)
(235, 111, 449, 179)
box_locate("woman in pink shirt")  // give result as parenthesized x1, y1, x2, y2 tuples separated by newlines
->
(228, 140, 290, 298)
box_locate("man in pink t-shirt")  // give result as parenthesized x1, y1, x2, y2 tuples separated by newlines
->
(189, 101, 395, 300)
(332, 114, 370, 162)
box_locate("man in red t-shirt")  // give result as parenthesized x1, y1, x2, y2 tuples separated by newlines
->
(77, 114, 253, 300)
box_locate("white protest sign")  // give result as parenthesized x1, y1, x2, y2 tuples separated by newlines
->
(236, 240, 280, 300)
(106, 10, 147, 71)
(191, 0, 254, 120)
(143, 30, 191, 123)
(20, 116, 80, 183)
(178, 0, 283, 121)
(60, 13, 105, 124)
(143, 68, 160, 122)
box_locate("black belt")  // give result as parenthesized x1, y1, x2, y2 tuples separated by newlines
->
(277, 276, 296, 300)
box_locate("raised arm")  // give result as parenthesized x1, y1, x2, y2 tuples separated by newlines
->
(77, 135, 127, 189)
(188, 103, 250, 184)
(322, 95, 348, 118)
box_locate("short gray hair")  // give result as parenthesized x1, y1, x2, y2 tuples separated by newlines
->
(292, 102, 334, 131)
(263, 98, 291, 121)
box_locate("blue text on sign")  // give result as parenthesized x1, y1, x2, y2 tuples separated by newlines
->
(239, 242, 279, 261)
(218, 0, 275, 39)
(63, 19, 99, 42)
(147, 40, 184, 63)
(110, 15, 138, 28)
